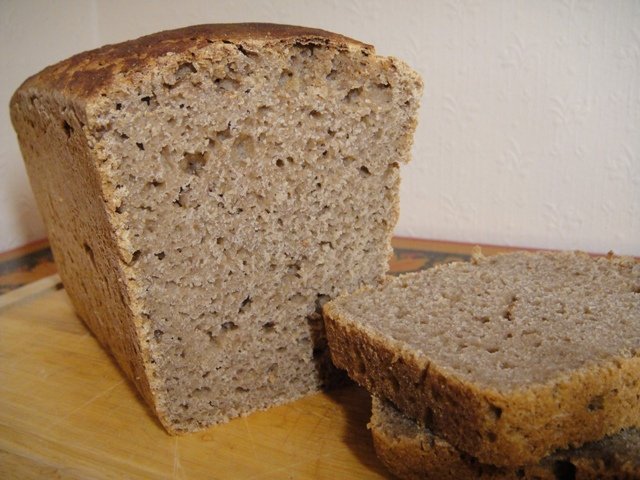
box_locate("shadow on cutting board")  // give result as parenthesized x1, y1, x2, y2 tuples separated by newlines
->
(324, 383, 394, 479)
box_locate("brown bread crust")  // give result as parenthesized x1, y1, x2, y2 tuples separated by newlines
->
(11, 23, 372, 101)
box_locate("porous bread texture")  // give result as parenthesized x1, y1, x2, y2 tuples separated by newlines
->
(370, 396, 640, 480)
(323, 251, 640, 466)
(10, 24, 423, 433)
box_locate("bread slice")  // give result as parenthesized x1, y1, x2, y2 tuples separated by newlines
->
(10, 23, 423, 433)
(323, 250, 640, 465)
(370, 396, 640, 480)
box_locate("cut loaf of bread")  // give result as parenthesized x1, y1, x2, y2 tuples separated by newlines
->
(323, 250, 640, 465)
(370, 396, 640, 480)
(10, 24, 423, 433)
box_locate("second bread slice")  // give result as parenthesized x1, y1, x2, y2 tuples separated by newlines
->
(370, 396, 640, 480)
(323, 251, 640, 466)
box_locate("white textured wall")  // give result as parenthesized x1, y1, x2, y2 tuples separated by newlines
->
(2, 0, 639, 255)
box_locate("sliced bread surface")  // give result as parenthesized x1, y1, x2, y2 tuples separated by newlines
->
(324, 251, 640, 465)
(370, 396, 640, 480)
(10, 23, 423, 433)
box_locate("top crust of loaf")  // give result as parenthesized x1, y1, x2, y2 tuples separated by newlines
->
(11, 23, 372, 101)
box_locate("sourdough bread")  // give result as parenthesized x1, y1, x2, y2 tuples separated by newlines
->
(370, 396, 640, 480)
(10, 23, 423, 433)
(323, 250, 640, 465)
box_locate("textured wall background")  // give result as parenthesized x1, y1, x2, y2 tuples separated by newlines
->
(2, 0, 639, 255)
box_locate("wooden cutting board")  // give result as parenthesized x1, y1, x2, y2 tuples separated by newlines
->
(0, 276, 391, 479)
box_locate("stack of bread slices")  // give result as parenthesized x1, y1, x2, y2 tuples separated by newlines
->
(323, 249, 640, 478)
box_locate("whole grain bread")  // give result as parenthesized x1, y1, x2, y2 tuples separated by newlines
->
(370, 396, 640, 480)
(323, 250, 640, 465)
(10, 23, 423, 433)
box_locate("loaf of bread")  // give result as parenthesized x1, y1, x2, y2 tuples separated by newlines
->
(10, 24, 423, 433)
(324, 250, 640, 465)
(370, 396, 640, 480)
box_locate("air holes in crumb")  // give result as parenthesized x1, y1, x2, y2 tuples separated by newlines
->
(236, 44, 254, 56)
(310, 109, 322, 119)
(326, 68, 337, 80)
(257, 105, 271, 116)
(115, 103, 122, 110)
(83, 243, 96, 267)
(176, 62, 197, 77)
(216, 237, 224, 245)
(232, 134, 255, 163)
(588, 394, 604, 411)
(275, 158, 284, 167)
(155, 252, 165, 260)
(221, 321, 238, 331)
(131, 250, 141, 263)
(181, 151, 207, 176)
(63, 121, 73, 137)
(239, 296, 252, 313)
(359, 166, 371, 176)
(140, 95, 153, 106)
(214, 77, 239, 91)
(279, 69, 293, 84)
(215, 124, 232, 141)
(345, 87, 362, 102)
(262, 321, 276, 332)
(136, 142, 144, 151)
(236, 386, 249, 393)
(154, 329, 164, 341)
(489, 404, 502, 420)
